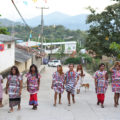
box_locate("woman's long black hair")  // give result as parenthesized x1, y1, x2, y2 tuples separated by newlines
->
(10, 66, 20, 76)
(99, 63, 105, 69)
(29, 64, 38, 78)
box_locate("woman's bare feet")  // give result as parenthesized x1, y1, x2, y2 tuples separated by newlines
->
(8, 108, 13, 113)
(59, 100, 62, 104)
(114, 104, 117, 108)
(17, 104, 21, 111)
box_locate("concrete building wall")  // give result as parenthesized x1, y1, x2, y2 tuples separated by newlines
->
(15, 58, 32, 73)
(0, 42, 15, 73)
(26, 59, 32, 71)
(15, 61, 25, 73)
(65, 43, 76, 54)
(32, 55, 42, 67)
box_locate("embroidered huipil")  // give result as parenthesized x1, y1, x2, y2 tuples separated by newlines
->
(52, 72, 64, 94)
(112, 70, 120, 93)
(26, 73, 41, 94)
(65, 71, 78, 94)
(8, 75, 22, 99)
(94, 70, 108, 94)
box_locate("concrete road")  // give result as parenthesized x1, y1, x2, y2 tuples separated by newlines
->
(0, 66, 120, 120)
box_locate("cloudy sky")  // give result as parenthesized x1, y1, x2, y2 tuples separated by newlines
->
(0, 0, 116, 21)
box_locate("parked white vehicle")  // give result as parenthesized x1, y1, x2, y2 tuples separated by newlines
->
(48, 60, 61, 67)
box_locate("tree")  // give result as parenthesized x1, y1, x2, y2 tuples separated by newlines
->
(0, 27, 9, 35)
(0, 14, 9, 35)
(85, 0, 120, 58)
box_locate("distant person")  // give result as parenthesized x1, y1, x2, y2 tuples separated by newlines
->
(26, 64, 41, 110)
(6, 66, 22, 113)
(94, 63, 108, 108)
(0, 75, 3, 107)
(110, 61, 120, 107)
(51, 65, 64, 106)
(65, 64, 79, 106)
(76, 64, 85, 94)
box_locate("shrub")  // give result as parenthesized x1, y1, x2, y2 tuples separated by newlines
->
(64, 57, 82, 65)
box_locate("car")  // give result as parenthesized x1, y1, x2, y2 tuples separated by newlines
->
(48, 60, 61, 67)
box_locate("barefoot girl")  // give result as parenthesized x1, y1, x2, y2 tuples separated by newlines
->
(0, 75, 3, 107)
(65, 64, 79, 106)
(94, 63, 108, 108)
(110, 62, 120, 107)
(51, 65, 64, 106)
(76, 64, 85, 94)
(6, 66, 22, 113)
(26, 64, 41, 110)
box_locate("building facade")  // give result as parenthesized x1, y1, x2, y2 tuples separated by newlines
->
(0, 34, 18, 73)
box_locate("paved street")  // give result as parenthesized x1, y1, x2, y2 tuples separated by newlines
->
(0, 66, 120, 120)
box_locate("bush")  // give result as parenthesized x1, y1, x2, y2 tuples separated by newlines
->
(64, 57, 82, 65)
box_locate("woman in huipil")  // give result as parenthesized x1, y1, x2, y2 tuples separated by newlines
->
(76, 64, 85, 94)
(26, 64, 41, 110)
(110, 62, 120, 107)
(94, 63, 108, 108)
(65, 64, 79, 106)
(51, 65, 64, 106)
(6, 66, 22, 113)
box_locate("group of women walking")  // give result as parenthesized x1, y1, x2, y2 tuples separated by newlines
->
(51, 64, 84, 106)
(94, 62, 120, 108)
(0, 64, 41, 113)
(0, 61, 120, 113)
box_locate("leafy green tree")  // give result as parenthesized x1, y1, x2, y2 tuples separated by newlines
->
(0, 14, 9, 35)
(86, 0, 120, 58)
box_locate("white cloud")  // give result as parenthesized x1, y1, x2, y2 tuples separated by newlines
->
(0, 0, 116, 21)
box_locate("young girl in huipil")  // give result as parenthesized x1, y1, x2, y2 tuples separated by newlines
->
(26, 64, 41, 110)
(51, 65, 64, 106)
(76, 64, 85, 94)
(6, 66, 22, 113)
(65, 64, 79, 106)
(0, 75, 3, 107)
(110, 62, 120, 107)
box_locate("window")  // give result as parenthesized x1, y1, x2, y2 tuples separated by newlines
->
(7, 44, 11, 49)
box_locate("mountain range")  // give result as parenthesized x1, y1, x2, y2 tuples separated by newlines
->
(0, 18, 23, 27)
(0, 12, 90, 30)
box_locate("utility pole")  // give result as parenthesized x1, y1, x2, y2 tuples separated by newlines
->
(36, 7, 49, 52)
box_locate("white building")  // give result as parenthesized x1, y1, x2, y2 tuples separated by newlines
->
(0, 34, 19, 73)
(18, 41, 77, 54)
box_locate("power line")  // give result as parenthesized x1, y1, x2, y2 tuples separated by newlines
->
(11, 0, 31, 31)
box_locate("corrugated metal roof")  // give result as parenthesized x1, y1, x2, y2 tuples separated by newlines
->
(15, 48, 32, 63)
(0, 34, 20, 42)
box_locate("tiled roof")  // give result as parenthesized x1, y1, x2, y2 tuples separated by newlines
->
(15, 48, 32, 63)
(16, 45, 46, 58)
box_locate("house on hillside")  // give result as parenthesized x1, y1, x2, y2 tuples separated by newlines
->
(0, 34, 19, 73)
